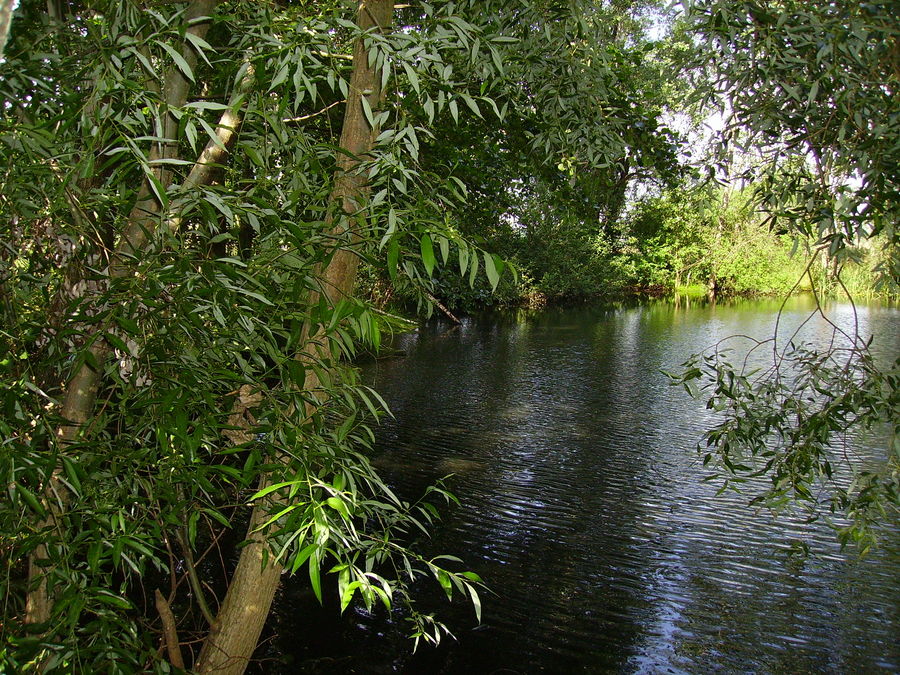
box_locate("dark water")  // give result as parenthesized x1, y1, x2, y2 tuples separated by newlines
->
(272, 296, 900, 674)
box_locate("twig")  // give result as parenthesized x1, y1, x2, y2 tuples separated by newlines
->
(176, 527, 216, 626)
(283, 99, 345, 123)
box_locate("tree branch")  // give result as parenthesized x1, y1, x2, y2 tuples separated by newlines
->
(155, 589, 185, 670)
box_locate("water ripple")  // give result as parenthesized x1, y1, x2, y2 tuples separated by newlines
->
(273, 299, 900, 674)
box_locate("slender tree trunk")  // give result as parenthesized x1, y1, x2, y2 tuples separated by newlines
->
(195, 3, 394, 673)
(0, 0, 14, 60)
(25, 0, 223, 628)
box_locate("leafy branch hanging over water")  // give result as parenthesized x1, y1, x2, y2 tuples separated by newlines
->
(668, 309, 899, 552)
(660, 0, 900, 553)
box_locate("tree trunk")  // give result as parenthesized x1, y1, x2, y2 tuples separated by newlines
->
(25, 0, 224, 628)
(0, 0, 14, 60)
(195, 2, 394, 673)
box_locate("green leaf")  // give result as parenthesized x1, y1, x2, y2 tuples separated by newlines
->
(183, 101, 231, 111)
(468, 584, 482, 623)
(340, 581, 362, 613)
(309, 553, 322, 604)
(387, 237, 400, 282)
(235, 288, 274, 306)
(361, 385, 392, 416)
(438, 235, 450, 264)
(148, 158, 194, 166)
(188, 510, 199, 546)
(436, 569, 452, 598)
(489, 46, 503, 75)
(143, 167, 168, 209)
(61, 456, 82, 496)
(122, 536, 154, 559)
(95, 590, 133, 609)
(115, 316, 140, 335)
(244, 145, 264, 167)
(483, 251, 499, 291)
(202, 507, 231, 529)
(402, 61, 420, 95)
(371, 583, 392, 611)
(249, 480, 301, 501)
(420, 234, 435, 277)
(361, 95, 376, 129)
(492, 253, 505, 277)
(291, 543, 317, 574)
(386, 207, 397, 239)
(158, 41, 195, 83)
(104, 332, 129, 353)
(129, 47, 159, 79)
(87, 542, 102, 574)
(462, 94, 481, 117)
(198, 117, 227, 151)
(253, 504, 300, 532)
(16, 484, 45, 518)
(184, 32, 214, 68)
(184, 118, 198, 152)
(269, 62, 290, 91)
(326, 496, 349, 519)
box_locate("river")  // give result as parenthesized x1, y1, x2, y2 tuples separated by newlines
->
(270, 295, 899, 674)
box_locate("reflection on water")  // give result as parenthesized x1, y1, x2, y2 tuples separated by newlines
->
(271, 296, 899, 674)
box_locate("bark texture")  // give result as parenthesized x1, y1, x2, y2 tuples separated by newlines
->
(25, 0, 224, 627)
(194, 3, 394, 673)
(155, 589, 186, 670)
(0, 0, 14, 60)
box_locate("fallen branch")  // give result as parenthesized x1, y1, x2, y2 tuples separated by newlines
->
(426, 291, 461, 324)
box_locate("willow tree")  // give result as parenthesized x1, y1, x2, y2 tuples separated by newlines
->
(196, 1, 397, 671)
(0, 1, 496, 670)
(672, 0, 899, 549)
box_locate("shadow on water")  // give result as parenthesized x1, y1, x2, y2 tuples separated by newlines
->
(267, 296, 900, 674)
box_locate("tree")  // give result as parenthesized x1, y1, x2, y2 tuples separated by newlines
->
(684, 0, 899, 283)
(195, 1, 396, 670)
(671, 0, 899, 550)
(622, 185, 810, 296)
(404, 0, 688, 305)
(1, 1, 497, 670)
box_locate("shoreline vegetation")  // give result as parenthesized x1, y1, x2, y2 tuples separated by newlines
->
(360, 183, 896, 318)
(364, 241, 897, 319)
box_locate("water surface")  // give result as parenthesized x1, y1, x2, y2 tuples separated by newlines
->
(273, 296, 899, 673)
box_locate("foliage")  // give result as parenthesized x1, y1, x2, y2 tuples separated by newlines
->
(684, 0, 899, 288)
(1, 0, 896, 669)
(621, 186, 810, 296)
(392, 0, 690, 306)
(0, 0, 523, 669)
(674, 0, 900, 547)
(669, 329, 899, 552)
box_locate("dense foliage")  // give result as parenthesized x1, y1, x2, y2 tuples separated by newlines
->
(670, 0, 899, 550)
(621, 186, 810, 296)
(685, 0, 899, 282)
(0, 0, 897, 672)
(0, 0, 512, 670)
